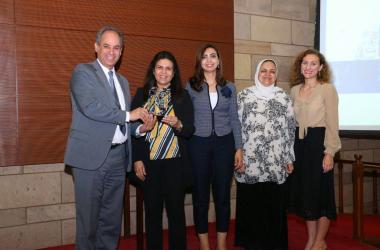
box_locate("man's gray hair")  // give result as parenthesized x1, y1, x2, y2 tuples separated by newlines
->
(95, 25, 125, 48)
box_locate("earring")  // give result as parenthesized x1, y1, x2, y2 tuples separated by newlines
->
(318, 70, 321, 78)
(217, 65, 220, 69)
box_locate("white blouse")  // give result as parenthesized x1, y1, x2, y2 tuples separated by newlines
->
(209, 91, 218, 110)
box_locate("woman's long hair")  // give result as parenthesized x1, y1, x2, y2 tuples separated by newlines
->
(189, 43, 227, 91)
(290, 49, 332, 86)
(142, 51, 184, 101)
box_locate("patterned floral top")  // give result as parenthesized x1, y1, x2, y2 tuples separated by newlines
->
(235, 86, 296, 184)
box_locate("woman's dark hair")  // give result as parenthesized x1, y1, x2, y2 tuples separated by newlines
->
(290, 49, 332, 86)
(143, 51, 183, 100)
(189, 43, 227, 91)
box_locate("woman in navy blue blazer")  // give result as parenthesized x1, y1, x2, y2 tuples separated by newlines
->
(186, 44, 244, 250)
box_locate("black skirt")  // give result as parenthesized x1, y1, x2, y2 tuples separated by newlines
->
(287, 127, 337, 220)
(235, 182, 288, 250)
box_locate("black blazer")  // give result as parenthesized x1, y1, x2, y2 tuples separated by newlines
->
(131, 87, 194, 177)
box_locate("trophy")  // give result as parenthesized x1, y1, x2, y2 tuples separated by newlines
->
(144, 88, 171, 121)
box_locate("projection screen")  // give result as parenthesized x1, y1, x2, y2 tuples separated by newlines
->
(319, 0, 380, 135)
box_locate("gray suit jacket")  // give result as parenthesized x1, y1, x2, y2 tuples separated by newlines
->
(64, 60, 135, 172)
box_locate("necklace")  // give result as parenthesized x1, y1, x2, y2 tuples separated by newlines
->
(300, 83, 319, 98)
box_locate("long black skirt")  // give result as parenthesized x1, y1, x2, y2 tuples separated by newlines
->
(235, 182, 288, 250)
(287, 127, 337, 220)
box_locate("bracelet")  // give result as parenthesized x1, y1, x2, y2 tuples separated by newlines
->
(176, 120, 183, 132)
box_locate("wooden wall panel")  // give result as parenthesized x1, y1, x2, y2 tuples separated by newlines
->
(0, 24, 17, 166)
(121, 36, 234, 94)
(0, 0, 233, 166)
(16, 27, 92, 164)
(15, 0, 233, 43)
(0, 0, 14, 24)
(0, 95, 17, 166)
(15, 26, 233, 165)
(0, 25, 16, 96)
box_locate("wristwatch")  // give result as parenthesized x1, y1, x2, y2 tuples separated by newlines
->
(176, 120, 183, 132)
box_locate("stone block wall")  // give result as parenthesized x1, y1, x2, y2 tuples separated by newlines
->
(0, 164, 74, 249)
(234, 0, 316, 92)
(0, 164, 234, 249)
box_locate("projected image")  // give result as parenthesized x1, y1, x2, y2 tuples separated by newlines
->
(332, 60, 380, 94)
(320, 0, 380, 131)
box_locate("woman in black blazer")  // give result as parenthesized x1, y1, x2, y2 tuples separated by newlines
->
(131, 51, 194, 250)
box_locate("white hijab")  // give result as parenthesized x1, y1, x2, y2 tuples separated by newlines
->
(254, 59, 280, 99)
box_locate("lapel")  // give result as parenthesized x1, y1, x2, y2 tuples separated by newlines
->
(92, 60, 115, 106)
(116, 73, 130, 111)
(92, 60, 130, 111)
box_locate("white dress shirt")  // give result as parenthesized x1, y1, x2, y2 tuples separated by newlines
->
(97, 59, 129, 144)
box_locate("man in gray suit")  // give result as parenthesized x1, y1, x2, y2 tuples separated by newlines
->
(64, 25, 151, 250)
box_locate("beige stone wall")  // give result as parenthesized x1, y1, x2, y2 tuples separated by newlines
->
(0, 163, 227, 249)
(0, 164, 74, 249)
(234, 0, 315, 92)
(1, 1, 380, 249)
(0, 164, 151, 249)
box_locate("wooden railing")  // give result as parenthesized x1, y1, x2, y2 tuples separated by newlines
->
(336, 155, 380, 216)
(351, 155, 380, 245)
(135, 187, 144, 250)
(335, 154, 380, 247)
(336, 156, 355, 214)
(123, 178, 145, 250)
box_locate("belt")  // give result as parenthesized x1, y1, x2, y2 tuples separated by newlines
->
(111, 142, 126, 149)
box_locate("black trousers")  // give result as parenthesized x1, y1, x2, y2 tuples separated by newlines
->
(143, 157, 187, 250)
(189, 133, 235, 234)
(235, 182, 288, 250)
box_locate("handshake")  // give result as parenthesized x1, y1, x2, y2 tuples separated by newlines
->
(129, 107, 155, 133)
(129, 107, 182, 133)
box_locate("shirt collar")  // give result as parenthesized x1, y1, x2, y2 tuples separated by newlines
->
(97, 59, 115, 79)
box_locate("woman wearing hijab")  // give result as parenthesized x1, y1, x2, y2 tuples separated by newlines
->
(235, 59, 296, 250)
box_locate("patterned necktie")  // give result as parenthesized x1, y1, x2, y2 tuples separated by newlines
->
(108, 71, 126, 135)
